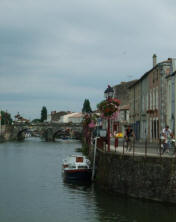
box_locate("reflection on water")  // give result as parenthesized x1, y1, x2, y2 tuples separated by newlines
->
(0, 137, 176, 222)
(93, 187, 176, 222)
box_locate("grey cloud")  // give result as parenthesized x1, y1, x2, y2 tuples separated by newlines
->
(1, 0, 176, 118)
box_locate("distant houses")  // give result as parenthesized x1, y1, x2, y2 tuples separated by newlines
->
(14, 113, 30, 124)
(59, 112, 84, 124)
(47, 111, 84, 124)
(48, 111, 70, 123)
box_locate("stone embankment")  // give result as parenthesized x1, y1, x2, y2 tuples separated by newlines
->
(94, 148, 176, 204)
(0, 125, 14, 142)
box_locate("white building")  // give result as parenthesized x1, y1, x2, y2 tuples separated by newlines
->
(47, 114, 51, 122)
(59, 112, 83, 124)
(68, 113, 84, 124)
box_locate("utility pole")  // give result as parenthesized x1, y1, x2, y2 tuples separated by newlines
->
(0, 110, 1, 136)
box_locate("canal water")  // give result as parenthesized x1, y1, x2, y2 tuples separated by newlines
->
(0, 137, 176, 222)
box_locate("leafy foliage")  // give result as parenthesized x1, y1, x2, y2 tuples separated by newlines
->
(41, 106, 47, 122)
(1, 111, 12, 125)
(97, 98, 120, 117)
(31, 118, 41, 123)
(82, 99, 92, 113)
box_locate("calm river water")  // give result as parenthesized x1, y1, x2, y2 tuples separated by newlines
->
(0, 137, 176, 222)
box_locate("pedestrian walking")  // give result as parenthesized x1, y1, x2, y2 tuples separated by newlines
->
(161, 125, 173, 154)
(114, 131, 118, 152)
(124, 125, 135, 152)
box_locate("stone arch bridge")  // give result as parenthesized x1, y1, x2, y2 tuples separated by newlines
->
(11, 123, 83, 141)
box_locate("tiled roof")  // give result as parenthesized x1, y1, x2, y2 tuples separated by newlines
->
(69, 113, 83, 118)
(129, 58, 172, 88)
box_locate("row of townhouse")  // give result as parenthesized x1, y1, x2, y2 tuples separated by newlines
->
(129, 54, 176, 143)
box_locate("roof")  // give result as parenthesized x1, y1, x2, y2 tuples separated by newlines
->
(128, 58, 172, 89)
(69, 113, 84, 118)
(51, 111, 71, 121)
(113, 80, 138, 89)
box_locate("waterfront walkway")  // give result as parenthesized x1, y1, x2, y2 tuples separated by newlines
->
(103, 138, 176, 158)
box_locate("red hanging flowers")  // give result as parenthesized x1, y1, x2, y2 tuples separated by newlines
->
(97, 98, 120, 118)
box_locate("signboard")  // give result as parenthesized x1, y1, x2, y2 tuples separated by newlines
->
(99, 129, 107, 137)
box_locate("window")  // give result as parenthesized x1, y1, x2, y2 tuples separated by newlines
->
(124, 110, 127, 121)
(156, 87, 158, 109)
(150, 90, 152, 109)
(153, 88, 156, 109)
(146, 92, 148, 110)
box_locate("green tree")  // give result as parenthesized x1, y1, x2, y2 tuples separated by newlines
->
(41, 106, 47, 122)
(82, 99, 92, 113)
(31, 118, 41, 123)
(1, 111, 12, 125)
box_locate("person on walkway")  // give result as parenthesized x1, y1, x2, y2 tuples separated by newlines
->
(124, 125, 135, 152)
(114, 131, 119, 152)
(161, 125, 173, 154)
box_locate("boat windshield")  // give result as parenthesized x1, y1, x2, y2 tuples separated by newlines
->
(78, 165, 88, 169)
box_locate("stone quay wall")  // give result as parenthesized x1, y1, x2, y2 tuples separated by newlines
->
(95, 149, 176, 203)
(0, 125, 14, 141)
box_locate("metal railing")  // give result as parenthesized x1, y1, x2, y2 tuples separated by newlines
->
(96, 136, 176, 158)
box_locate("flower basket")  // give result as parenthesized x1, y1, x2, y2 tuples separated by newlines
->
(97, 98, 120, 119)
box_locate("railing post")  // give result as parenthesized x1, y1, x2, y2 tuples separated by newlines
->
(123, 139, 125, 155)
(145, 138, 147, 157)
(159, 139, 162, 158)
(107, 118, 110, 152)
(92, 137, 99, 181)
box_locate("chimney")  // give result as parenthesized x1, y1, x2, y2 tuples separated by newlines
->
(153, 54, 157, 67)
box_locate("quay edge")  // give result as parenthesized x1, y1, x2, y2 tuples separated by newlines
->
(93, 148, 176, 204)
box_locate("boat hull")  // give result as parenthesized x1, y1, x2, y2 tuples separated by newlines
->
(63, 169, 92, 181)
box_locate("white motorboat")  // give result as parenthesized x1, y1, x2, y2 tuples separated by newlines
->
(62, 155, 92, 181)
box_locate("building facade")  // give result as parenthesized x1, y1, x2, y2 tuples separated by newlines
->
(166, 70, 176, 137)
(129, 80, 141, 140)
(113, 80, 137, 135)
(140, 73, 149, 141)
(129, 55, 176, 143)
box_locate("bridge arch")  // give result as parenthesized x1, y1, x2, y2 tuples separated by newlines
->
(13, 122, 83, 142)
(52, 129, 71, 141)
(16, 128, 31, 141)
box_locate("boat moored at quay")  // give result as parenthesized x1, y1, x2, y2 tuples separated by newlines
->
(62, 155, 92, 181)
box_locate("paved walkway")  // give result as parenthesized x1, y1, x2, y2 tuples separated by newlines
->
(105, 138, 176, 158)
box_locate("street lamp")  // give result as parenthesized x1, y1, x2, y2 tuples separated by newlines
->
(104, 85, 114, 151)
(104, 85, 114, 100)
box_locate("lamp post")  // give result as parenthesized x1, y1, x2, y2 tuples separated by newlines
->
(104, 85, 114, 152)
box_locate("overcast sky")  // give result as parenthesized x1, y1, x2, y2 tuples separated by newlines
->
(1, 0, 176, 120)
